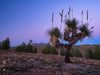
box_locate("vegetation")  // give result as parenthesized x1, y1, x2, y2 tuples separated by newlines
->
(48, 27, 62, 38)
(47, 7, 94, 63)
(60, 48, 65, 56)
(84, 48, 94, 59)
(79, 24, 92, 37)
(26, 40, 33, 52)
(8, 64, 33, 72)
(42, 43, 58, 55)
(33, 46, 37, 53)
(0, 42, 2, 49)
(15, 40, 34, 53)
(65, 18, 78, 29)
(0, 38, 10, 49)
(71, 47, 82, 57)
(94, 46, 100, 60)
(48, 19, 93, 63)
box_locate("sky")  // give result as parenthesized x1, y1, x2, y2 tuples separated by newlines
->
(0, 0, 100, 46)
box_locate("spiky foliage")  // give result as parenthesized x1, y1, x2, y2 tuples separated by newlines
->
(79, 24, 92, 37)
(65, 18, 78, 29)
(48, 27, 62, 38)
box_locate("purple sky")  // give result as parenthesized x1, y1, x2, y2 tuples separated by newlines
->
(0, 0, 100, 46)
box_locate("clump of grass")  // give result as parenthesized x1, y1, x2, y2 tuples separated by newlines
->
(56, 63, 62, 67)
(40, 61, 52, 65)
(8, 64, 33, 72)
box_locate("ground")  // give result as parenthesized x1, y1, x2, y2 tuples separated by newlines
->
(0, 45, 100, 75)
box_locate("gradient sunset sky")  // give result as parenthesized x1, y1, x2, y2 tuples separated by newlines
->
(0, 0, 100, 46)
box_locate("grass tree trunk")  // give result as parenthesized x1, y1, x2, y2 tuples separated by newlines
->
(65, 49, 71, 63)
(65, 44, 72, 63)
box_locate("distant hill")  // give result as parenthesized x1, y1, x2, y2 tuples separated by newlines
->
(32, 43, 47, 47)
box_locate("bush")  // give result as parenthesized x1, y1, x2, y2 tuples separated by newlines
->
(15, 40, 34, 53)
(60, 48, 65, 56)
(15, 46, 23, 52)
(94, 46, 100, 60)
(71, 47, 82, 57)
(42, 43, 58, 55)
(0, 42, 2, 49)
(42, 48, 49, 54)
(26, 44, 33, 53)
(0, 38, 10, 49)
(70, 51, 73, 57)
(15, 42, 26, 52)
(42, 43, 51, 54)
(84, 48, 94, 59)
(50, 47, 58, 55)
(33, 47, 37, 53)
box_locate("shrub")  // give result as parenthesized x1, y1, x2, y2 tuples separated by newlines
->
(42, 43, 51, 54)
(42, 48, 49, 54)
(26, 44, 33, 53)
(42, 43, 58, 55)
(0, 38, 10, 49)
(84, 48, 94, 59)
(70, 51, 73, 57)
(0, 42, 2, 49)
(15, 40, 34, 53)
(71, 47, 82, 57)
(50, 47, 58, 55)
(94, 46, 100, 60)
(26, 40, 34, 53)
(33, 47, 37, 53)
(15, 42, 26, 52)
(15, 46, 23, 52)
(60, 48, 65, 56)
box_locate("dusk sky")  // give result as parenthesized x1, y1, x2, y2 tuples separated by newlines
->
(0, 0, 100, 46)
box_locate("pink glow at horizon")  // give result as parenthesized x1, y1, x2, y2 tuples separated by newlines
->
(0, 0, 100, 46)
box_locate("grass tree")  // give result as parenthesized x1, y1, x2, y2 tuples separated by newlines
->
(48, 17, 93, 63)
(48, 27, 62, 47)
(65, 19, 93, 63)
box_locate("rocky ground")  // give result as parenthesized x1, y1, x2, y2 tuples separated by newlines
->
(0, 46, 100, 75)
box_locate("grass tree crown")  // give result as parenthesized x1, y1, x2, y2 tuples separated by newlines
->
(48, 27, 62, 38)
(65, 18, 78, 29)
(79, 24, 92, 37)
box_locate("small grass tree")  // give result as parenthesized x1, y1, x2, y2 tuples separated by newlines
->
(48, 27, 62, 47)
(48, 8, 93, 63)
